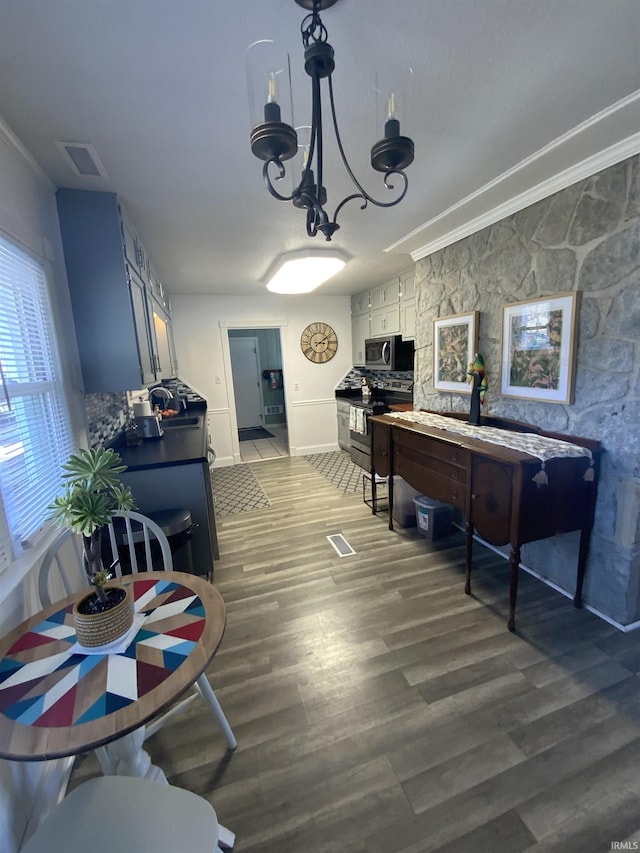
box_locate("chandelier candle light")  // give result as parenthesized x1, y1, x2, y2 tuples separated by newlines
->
(248, 0, 414, 241)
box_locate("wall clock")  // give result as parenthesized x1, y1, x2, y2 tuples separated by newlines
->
(300, 322, 338, 364)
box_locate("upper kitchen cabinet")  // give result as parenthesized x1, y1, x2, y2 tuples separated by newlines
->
(399, 268, 416, 340)
(400, 268, 415, 301)
(150, 296, 179, 380)
(350, 266, 416, 355)
(369, 276, 401, 337)
(351, 291, 370, 366)
(351, 292, 369, 316)
(370, 278, 400, 310)
(56, 189, 175, 392)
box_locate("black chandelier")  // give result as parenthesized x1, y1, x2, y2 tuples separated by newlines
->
(248, 0, 414, 241)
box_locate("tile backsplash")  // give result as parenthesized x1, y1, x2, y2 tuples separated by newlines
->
(335, 368, 414, 390)
(85, 392, 129, 448)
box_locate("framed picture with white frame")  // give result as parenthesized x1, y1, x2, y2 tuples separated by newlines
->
(500, 292, 580, 404)
(433, 311, 479, 393)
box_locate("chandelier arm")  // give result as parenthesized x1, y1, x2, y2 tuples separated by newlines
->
(263, 160, 296, 202)
(328, 76, 409, 209)
(332, 192, 368, 222)
(312, 72, 325, 213)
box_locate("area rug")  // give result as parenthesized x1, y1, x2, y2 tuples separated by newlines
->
(238, 427, 274, 441)
(304, 451, 363, 495)
(211, 464, 271, 516)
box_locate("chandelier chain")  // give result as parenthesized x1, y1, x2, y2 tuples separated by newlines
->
(300, 1, 328, 48)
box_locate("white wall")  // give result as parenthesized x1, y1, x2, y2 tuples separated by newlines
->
(0, 118, 85, 852)
(171, 293, 353, 465)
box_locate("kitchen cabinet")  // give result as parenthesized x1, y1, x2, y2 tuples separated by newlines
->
(336, 398, 352, 451)
(351, 266, 416, 357)
(129, 269, 156, 386)
(56, 189, 175, 392)
(400, 268, 415, 301)
(120, 460, 216, 578)
(401, 299, 416, 340)
(150, 296, 179, 379)
(370, 278, 400, 309)
(116, 413, 218, 576)
(351, 291, 369, 366)
(351, 292, 369, 316)
(370, 304, 401, 337)
(352, 313, 370, 366)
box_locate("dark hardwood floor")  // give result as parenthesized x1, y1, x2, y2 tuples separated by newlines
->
(71, 456, 640, 852)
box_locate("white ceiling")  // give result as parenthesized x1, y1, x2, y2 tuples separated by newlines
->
(0, 0, 638, 298)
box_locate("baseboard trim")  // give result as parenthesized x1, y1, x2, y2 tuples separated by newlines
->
(295, 442, 340, 456)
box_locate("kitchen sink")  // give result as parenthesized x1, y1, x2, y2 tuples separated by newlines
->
(161, 415, 201, 429)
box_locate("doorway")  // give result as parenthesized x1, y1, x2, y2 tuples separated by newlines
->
(228, 328, 289, 462)
(229, 336, 262, 429)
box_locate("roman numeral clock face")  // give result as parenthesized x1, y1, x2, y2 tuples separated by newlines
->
(300, 322, 338, 364)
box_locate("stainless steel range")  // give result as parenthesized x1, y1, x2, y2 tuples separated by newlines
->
(349, 379, 413, 472)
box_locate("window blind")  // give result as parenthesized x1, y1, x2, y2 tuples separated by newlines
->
(0, 234, 74, 570)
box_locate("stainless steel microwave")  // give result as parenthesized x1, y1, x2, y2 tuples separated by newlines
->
(364, 335, 415, 371)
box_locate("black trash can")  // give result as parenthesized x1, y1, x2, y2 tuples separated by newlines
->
(115, 508, 194, 575)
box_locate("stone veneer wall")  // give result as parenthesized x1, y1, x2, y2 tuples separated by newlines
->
(413, 154, 640, 626)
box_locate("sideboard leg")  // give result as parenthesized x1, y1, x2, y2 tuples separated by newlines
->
(574, 526, 592, 607)
(464, 520, 474, 594)
(371, 470, 378, 516)
(508, 545, 521, 632)
(387, 473, 394, 531)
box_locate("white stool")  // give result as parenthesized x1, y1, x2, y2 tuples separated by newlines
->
(21, 776, 235, 853)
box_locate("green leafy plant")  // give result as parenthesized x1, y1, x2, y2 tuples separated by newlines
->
(49, 447, 135, 602)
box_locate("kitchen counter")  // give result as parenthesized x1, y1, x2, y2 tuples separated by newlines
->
(112, 414, 207, 471)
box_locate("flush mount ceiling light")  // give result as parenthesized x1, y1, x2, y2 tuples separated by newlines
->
(247, 0, 414, 241)
(264, 249, 348, 294)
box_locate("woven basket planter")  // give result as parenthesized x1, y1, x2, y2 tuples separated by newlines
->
(73, 583, 134, 648)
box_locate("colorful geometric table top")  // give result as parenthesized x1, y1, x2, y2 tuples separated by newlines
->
(0, 572, 226, 760)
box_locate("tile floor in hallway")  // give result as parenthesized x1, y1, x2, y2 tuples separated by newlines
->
(238, 423, 289, 462)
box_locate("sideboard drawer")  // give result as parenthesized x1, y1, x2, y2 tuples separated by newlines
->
(394, 457, 466, 510)
(397, 430, 469, 468)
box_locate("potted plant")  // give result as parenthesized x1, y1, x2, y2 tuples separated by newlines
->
(49, 447, 137, 647)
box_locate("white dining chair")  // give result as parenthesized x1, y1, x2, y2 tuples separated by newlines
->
(20, 775, 235, 852)
(37, 510, 237, 762)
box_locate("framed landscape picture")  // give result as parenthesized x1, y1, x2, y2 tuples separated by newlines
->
(500, 292, 579, 403)
(433, 311, 479, 393)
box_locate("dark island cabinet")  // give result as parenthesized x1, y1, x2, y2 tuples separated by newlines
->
(56, 189, 175, 392)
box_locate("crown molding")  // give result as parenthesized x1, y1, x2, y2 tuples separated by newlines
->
(386, 90, 640, 262)
(0, 114, 53, 187)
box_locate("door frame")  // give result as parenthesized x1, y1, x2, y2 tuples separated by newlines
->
(220, 321, 290, 464)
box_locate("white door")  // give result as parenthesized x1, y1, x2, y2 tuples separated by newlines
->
(229, 336, 263, 429)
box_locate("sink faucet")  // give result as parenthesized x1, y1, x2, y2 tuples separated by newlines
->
(150, 387, 172, 403)
(149, 386, 173, 411)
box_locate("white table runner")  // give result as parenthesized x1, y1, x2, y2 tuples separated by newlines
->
(384, 411, 594, 484)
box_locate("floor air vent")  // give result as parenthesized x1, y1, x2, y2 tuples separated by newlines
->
(327, 534, 356, 558)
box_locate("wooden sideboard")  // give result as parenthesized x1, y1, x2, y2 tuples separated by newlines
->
(370, 411, 602, 631)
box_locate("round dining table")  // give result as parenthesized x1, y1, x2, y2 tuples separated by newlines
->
(0, 571, 227, 776)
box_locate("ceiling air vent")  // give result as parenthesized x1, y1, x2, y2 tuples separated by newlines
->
(56, 141, 107, 178)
